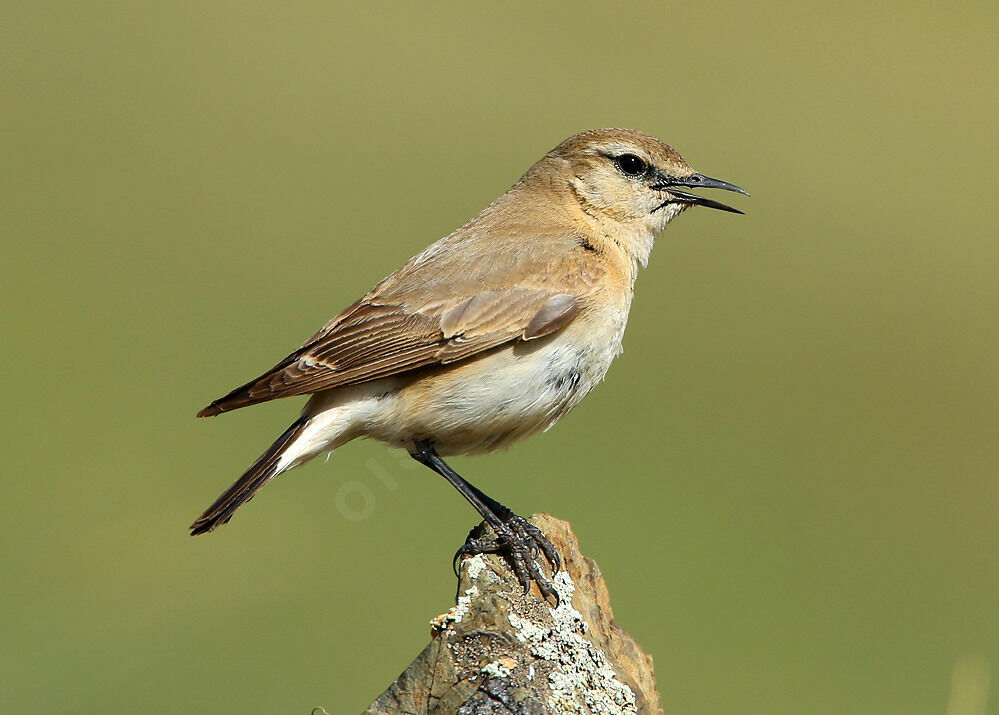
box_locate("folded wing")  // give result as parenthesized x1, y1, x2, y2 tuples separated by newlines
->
(197, 288, 582, 416)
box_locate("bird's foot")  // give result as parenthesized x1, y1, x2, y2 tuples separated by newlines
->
(454, 514, 562, 605)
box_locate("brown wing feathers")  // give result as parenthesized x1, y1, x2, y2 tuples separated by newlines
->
(197, 289, 582, 417)
(196, 302, 443, 416)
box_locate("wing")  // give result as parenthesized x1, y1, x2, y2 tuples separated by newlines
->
(198, 216, 610, 418)
(197, 287, 583, 416)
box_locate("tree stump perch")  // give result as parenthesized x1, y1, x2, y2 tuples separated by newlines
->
(364, 514, 663, 714)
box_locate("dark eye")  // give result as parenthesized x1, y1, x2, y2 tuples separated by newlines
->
(615, 153, 647, 177)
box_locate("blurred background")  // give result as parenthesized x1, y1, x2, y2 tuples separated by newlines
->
(2, 2, 997, 713)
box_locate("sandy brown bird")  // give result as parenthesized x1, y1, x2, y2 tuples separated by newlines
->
(192, 128, 747, 598)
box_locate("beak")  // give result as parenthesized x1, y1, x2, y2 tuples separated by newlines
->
(652, 172, 749, 215)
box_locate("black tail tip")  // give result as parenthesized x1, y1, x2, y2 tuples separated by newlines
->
(189, 516, 223, 535)
(189, 520, 211, 535)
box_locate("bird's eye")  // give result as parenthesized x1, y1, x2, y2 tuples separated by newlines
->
(614, 154, 647, 177)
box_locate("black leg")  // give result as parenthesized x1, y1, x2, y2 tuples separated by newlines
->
(410, 439, 561, 602)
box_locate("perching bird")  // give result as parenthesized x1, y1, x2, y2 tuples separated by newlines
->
(191, 128, 747, 599)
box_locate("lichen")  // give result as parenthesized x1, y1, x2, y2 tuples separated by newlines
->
(430, 555, 490, 630)
(506, 570, 637, 714)
(481, 659, 513, 679)
(464, 554, 488, 581)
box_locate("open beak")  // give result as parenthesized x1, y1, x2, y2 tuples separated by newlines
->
(652, 172, 749, 215)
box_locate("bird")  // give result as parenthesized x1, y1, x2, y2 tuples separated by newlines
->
(191, 128, 747, 600)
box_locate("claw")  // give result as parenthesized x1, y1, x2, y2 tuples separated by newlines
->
(453, 538, 503, 575)
(453, 516, 561, 606)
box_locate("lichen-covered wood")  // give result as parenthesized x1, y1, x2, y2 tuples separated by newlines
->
(364, 515, 662, 714)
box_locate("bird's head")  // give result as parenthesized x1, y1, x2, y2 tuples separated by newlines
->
(534, 128, 748, 251)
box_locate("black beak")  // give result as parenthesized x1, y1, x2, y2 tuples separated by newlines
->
(651, 172, 749, 215)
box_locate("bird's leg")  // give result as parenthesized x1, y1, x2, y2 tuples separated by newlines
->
(410, 439, 561, 603)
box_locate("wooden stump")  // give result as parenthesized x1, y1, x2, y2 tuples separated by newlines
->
(364, 514, 663, 714)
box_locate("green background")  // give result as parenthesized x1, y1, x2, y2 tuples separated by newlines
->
(3, 2, 997, 713)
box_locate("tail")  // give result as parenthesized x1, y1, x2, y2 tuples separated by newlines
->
(190, 416, 311, 535)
